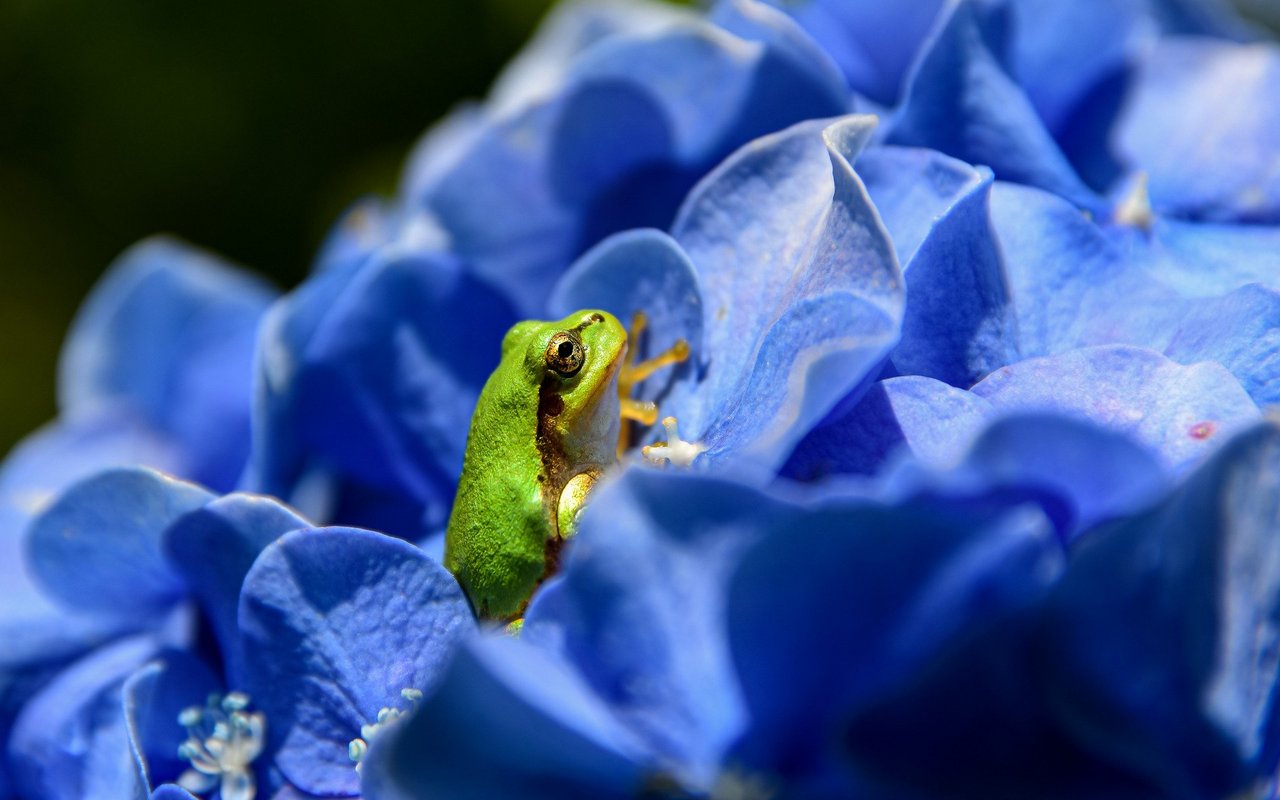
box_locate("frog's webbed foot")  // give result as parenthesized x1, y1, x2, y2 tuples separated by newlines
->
(642, 416, 706, 468)
(617, 310, 690, 456)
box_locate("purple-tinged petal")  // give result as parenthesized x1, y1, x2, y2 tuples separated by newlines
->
(890, 172, 1020, 386)
(361, 636, 654, 800)
(671, 115, 904, 466)
(524, 468, 795, 785)
(1115, 39, 1280, 223)
(971, 345, 1261, 472)
(728, 496, 1061, 794)
(7, 635, 157, 800)
(549, 228, 704, 379)
(58, 237, 275, 491)
(238, 527, 473, 796)
(886, 1, 1099, 210)
(856, 146, 989, 269)
(163, 494, 310, 684)
(27, 467, 213, 620)
(781, 376, 994, 481)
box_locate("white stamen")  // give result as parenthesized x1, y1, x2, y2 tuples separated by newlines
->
(642, 416, 706, 468)
(348, 688, 423, 772)
(177, 692, 266, 800)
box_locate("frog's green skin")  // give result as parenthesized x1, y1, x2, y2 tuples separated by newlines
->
(444, 310, 627, 621)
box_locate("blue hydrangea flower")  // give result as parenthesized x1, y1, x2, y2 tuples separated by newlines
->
(7, 468, 473, 799)
(3, 0, 1279, 796)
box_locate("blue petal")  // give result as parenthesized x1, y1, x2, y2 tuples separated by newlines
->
(58, 237, 275, 491)
(548, 228, 705, 387)
(7, 635, 157, 800)
(248, 232, 516, 538)
(1004, 0, 1153, 136)
(482, 0, 692, 120)
(727, 495, 1061, 793)
(1165, 284, 1280, 406)
(764, 0, 947, 106)
(1115, 39, 1280, 222)
(238, 527, 473, 796)
(991, 181, 1185, 356)
(855, 146, 988, 269)
(899, 413, 1173, 543)
(163, 494, 309, 684)
(123, 652, 220, 788)
(361, 636, 653, 800)
(524, 469, 794, 785)
(1114, 217, 1280, 297)
(1145, 0, 1263, 39)
(27, 467, 213, 619)
(781, 376, 994, 480)
(1039, 420, 1280, 795)
(886, 1, 1099, 210)
(150, 785, 198, 800)
(417, 6, 848, 315)
(970, 345, 1261, 472)
(889, 171, 1020, 386)
(670, 116, 904, 466)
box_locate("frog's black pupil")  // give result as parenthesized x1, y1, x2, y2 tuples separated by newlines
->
(558, 341, 575, 358)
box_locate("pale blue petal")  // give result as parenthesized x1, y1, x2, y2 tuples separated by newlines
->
(1115, 38, 1280, 223)
(970, 345, 1261, 472)
(238, 528, 473, 796)
(670, 115, 904, 466)
(57, 237, 274, 491)
(1164, 284, 1280, 406)
(27, 467, 213, 619)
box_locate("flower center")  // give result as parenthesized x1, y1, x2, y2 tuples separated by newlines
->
(348, 687, 423, 771)
(176, 692, 266, 800)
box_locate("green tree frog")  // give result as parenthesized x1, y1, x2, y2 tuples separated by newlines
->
(443, 309, 687, 621)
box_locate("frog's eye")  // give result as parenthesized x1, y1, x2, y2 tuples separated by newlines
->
(545, 331, 585, 378)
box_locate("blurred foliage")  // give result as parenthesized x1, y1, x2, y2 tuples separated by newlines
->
(0, 0, 563, 454)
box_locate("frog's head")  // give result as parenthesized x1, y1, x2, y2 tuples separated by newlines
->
(502, 309, 627, 462)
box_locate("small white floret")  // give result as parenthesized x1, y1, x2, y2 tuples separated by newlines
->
(642, 416, 706, 468)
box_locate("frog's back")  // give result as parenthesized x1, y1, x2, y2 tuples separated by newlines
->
(444, 364, 549, 620)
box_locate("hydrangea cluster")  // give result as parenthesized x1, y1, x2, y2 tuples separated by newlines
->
(2, 0, 1278, 797)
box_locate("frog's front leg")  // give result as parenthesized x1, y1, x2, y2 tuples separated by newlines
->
(617, 310, 690, 456)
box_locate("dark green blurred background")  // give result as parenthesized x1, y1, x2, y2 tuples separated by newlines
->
(0, 0, 566, 455)
(0, 0, 1272, 457)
